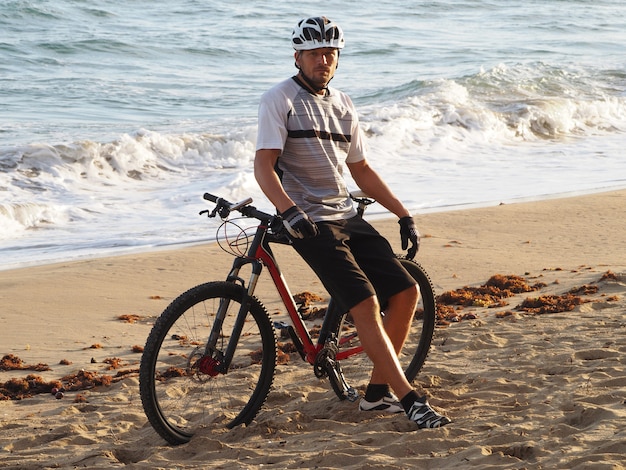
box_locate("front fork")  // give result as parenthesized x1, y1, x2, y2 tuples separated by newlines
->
(197, 258, 263, 376)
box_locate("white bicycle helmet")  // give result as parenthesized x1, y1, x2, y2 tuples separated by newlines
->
(291, 17, 345, 51)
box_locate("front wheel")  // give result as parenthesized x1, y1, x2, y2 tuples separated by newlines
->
(139, 282, 277, 445)
(327, 258, 437, 400)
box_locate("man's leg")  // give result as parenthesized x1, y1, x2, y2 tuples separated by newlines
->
(349, 294, 413, 400)
(352, 290, 451, 428)
(369, 284, 419, 385)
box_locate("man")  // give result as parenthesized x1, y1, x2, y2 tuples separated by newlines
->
(254, 16, 450, 429)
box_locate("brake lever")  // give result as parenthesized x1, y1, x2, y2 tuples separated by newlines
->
(198, 206, 222, 218)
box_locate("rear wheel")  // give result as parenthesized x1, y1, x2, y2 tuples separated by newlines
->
(139, 282, 277, 444)
(327, 258, 436, 400)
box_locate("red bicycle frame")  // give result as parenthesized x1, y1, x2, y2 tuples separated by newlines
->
(224, 217, 364, 366)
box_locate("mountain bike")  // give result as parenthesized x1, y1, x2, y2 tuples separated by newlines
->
(139, 191, 437, 445)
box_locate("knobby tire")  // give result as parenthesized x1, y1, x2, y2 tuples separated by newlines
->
(139, 282, 277, 445)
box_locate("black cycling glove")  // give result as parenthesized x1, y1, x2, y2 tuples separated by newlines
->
(281, 205, 319, 239)
(399, 216, 420, 260)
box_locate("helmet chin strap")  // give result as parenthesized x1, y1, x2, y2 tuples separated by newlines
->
(296, 69, 332, 93)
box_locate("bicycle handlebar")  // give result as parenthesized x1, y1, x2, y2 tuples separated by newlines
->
(202, 191, 378, 222)
(201, 191, 384, 250)
(202, 192, 275, 222)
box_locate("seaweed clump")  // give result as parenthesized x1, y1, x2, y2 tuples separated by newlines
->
(0, 375, 61, 400)
(438, 274, 546, 308)
(60, 369, 114, 391)
(435, 272, 612, 323)
(517, 293, 587, 315)
(0, 355, 137, 400)
(293, 291, 327, 320)
(436, 274, 546, 324)
(0, 354, 50, 372)
(514, 282, 598, 315)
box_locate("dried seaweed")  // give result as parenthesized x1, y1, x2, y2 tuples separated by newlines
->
(0, 354, 50, 372)
(293, 291, 327, 320)
(117, 314, 142, 323)
(435, 272, 612, 323)
(436, 274, 546, 324)
(516, 293, 587, 314)
(438, 274, 546, 308)
(0, 358, 138, 400)
(0, 375, 61, 400)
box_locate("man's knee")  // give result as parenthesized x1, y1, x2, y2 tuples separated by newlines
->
(349, 295, 380, 322)
(393, 283, 419, 304)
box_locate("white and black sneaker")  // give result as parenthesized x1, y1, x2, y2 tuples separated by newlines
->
(359, 392, 404, 414)
(406, 399, 451, 428)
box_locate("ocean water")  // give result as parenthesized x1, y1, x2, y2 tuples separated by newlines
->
(2, 0, 626, 270)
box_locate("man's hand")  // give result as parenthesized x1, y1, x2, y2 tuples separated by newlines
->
(281, 206, 319, 239)
(399, 216, 420, 260)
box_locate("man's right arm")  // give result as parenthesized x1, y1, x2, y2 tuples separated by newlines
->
(254, 148, 295, 213)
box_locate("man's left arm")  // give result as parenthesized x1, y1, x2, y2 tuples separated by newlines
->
(348, 159, 420, 258)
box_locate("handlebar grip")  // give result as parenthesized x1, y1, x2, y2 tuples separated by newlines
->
(230, 197, 253, 211)
(203, 192, 219, 203)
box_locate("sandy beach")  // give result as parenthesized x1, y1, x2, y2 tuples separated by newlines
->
(1, 189, 625, 469)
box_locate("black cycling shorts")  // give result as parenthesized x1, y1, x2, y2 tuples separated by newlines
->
(290, 216, 416, 313)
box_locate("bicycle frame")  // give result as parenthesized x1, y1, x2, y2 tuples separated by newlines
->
(221, 218, 364, 367)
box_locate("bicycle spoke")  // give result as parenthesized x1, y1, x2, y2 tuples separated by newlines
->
(140, 282, 276, 444)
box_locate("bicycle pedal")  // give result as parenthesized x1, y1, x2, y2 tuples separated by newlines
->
(345, 387, 359, 402)
(273, 321, 291, 338)
(273, 321, 289, 330)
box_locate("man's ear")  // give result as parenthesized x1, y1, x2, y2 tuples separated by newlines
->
(294, 51, 301, 70)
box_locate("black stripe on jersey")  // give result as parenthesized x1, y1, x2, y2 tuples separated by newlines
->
(288, 129, 351, 143)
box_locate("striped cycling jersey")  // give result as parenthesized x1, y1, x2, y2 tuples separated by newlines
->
(256, 76, 366, 222)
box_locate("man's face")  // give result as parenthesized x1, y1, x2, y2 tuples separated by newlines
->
(295, 47, 339, 90)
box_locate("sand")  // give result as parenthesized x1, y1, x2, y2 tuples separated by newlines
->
(0, 189, 625, 469)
